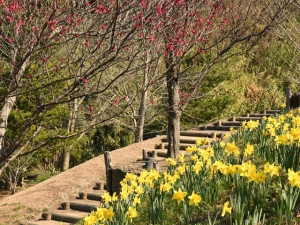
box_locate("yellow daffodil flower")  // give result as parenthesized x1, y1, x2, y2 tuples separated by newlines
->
(103, 206, 114, 221)
(244, 143, 254, 156)
(221, 201, 232, 217)
(127, 206, 138, 221)
(102, 192, 111, 204)
(264, 162, 279, 177)
(193, 161, 203, 174)
(133, 197, 141, 207)
(173, 188, 187, 204)
(288, 169, 300, 187)
(84, 213, 98, 225)
(188, 191, 202, 206)
(178, 153, 185, 163)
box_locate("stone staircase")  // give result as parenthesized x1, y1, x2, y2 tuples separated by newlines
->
(23, 182, 106, 225)
(22, 110, 281, 225)
(153, 110, 281, 156)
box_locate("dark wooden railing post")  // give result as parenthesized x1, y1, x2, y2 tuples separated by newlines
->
(286, 87, 292, 109)
(104, 151, 113, 195)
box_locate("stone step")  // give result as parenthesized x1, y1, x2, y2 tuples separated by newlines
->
(42, 209, 88, 224)
(229, 117, 262, 122)
(247, 113, 275, 117)
(155, 150, 189, 158)
(161, 136, 215, 144)
(79, 192, 103, 201)
(157, 142, 196, 150)
(25, 221, 72, 225)
(61, 199, 100, 212)
(201, 125, 240, 131)
(180, 130, 215, 138)
(261, 110, 281, 114)
(213, 121, 243, 127)
(180, 130, 227, 138)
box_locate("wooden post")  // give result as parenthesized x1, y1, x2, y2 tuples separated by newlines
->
(153, 161, 159, 170)
(45, 213, 51, 220)
(152, 150, 157, 158)
(79, 192, 87, 200)
(211, 132, 216, 139)
(104, 151, 113, 195)
(286, 87, 292, 109)
(142, 149, 147, 161)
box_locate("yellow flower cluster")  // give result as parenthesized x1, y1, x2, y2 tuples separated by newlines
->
(84, 109, 300, 224)
(225, 141, 240, 157)
(84, 207, 114, 225)
(172, 188, 202, 206)
(196, 137, 210, 146)
(212, 160, 279, 184)
(263, 112, 300, 145)
(242, 120, 259, 131)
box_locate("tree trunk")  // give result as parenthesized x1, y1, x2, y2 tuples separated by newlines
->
(166, 67, 181, 159)
(60, 98, 78, 171)
(135, 89, 147, 143)
(135, 52, 151, 143)
(0, 59, 28, 174)
(0, 96, 17, 155)
(61, 148, 70, 172)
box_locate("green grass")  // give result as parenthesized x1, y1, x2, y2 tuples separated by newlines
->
(27, 170, 60, 185)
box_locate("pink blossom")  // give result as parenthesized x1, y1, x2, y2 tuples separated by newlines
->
(5, 16, 13, 22)
(156, 5, 163, 15)
(147, 35, 155, 42)
(9, 3, 19, 12)
(175, 0, 184, 6)
(140, 0, 146, 7)
(150, 99, 155, 106)
(94, 4, 107, 14)
(7, 38, 13, 43)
